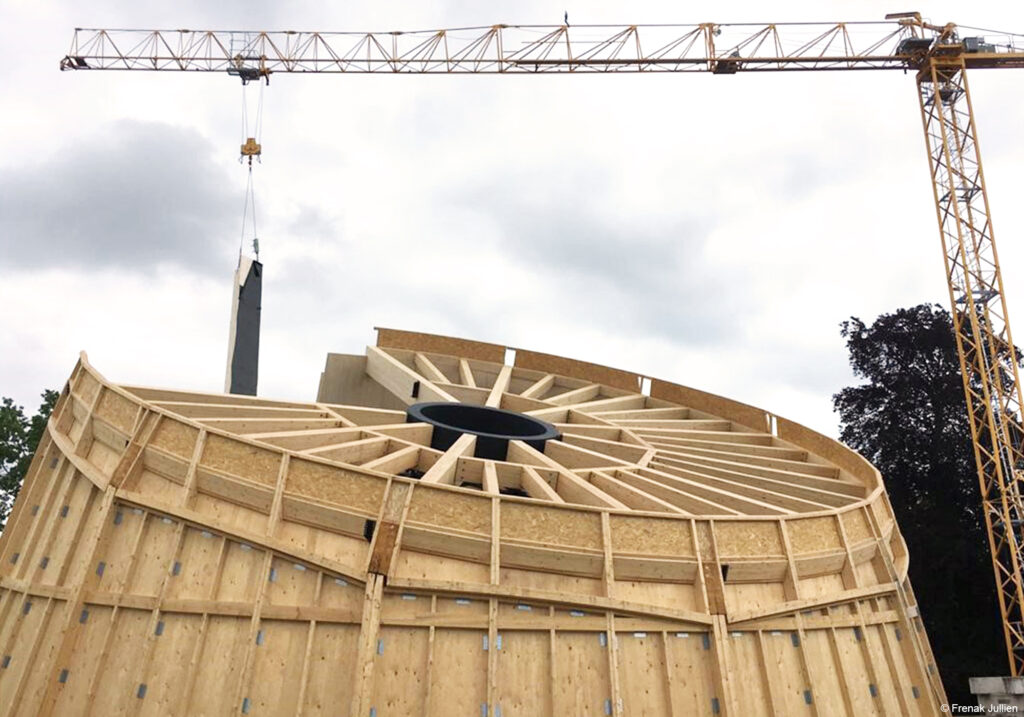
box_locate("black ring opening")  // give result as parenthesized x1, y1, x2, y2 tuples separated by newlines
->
(406, 402, 561, 461)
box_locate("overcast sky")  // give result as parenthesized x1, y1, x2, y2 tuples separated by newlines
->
(2, 1, 1023, 438)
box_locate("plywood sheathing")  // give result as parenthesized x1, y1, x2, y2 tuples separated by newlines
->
(406, 489, 490, 535)
(650, 379, 770, 434)
(286, 459, 385, 514)
(787, 516, 844, 553)
(841, 508, 875, 544)
(514, 349, 642, 393)
(376, 327, 506, 364)
(148, 420, 199, 459)
(200, 433, 281, 486)
(501, 502, 603, 549)
(609, 515, 694, 556)
(714, 521, 784, 558)
(94, 389, 138, 434)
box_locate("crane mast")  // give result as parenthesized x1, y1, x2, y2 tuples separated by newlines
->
(62, 14, 1024, 674)
(918, 53, 1024, 674)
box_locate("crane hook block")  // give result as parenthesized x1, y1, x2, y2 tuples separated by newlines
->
(241, 138, 262, 158)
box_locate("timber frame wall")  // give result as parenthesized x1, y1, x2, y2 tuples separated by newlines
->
(0, 329, 946, 715)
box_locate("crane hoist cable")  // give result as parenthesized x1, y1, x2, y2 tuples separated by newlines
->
(239, 166, 259, 261)
(238, 78, 265, 262)
(240, 76, 264, 166)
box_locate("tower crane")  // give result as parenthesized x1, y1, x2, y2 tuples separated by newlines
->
(60, 13, 1024, 676)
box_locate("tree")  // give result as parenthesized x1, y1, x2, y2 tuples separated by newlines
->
(833, 303, 1006, 705)
(0, 389, 58, 531)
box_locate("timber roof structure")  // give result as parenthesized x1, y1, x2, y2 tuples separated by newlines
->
(0, 328, 946, 715)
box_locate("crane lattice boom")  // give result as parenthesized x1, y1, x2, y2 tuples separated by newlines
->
(60, 14, 1024, 677)
(61, 19, 1024, 76)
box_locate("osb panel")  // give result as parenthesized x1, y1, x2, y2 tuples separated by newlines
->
(74, 369, 101, 403)
(787, 516, 842, 553)
(650, 379, 768, 433)
(376, 327, 505, 363)
(515, 349, 641, 393)
(149, 419, 199, 458)
(406, 488, 490, 534)
(95, 389, 138, 433)
(776, 416, 879, 487)
(842, 508, 874, 544)
(714, 521, 783, 557)
(500, 502, 602, 549)
(610, 515, 694, 556)
(286, 458, 386, 514)
(201, 433, 281, 486)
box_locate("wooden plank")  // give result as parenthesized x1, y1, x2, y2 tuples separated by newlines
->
(520, 466, 564, 503)
(652, 442, 840, 480)
(367, 482, 412, 576)
(637, 465, 796, 515)
(230, 550, 275, 715)
(414, 353, 450, 384)
(361, 444, 421, 474)
(646, 436, 804, 458)
(650, 379, 769, 433)
(612, 469, 730, 516)
(153, 402, 329, 420)
(776, 417, 879, 488)
(545, 383, 602, 406)
(514, 349, 641, 393)
(420, 434, 477, 485)
(651, 451, 860, 499)
(376, 327, 506, 363)
(307, 436, 391, 464)
(544, 440, 633, 470)
(207, 417, 344, 434)
(589, 470, 685, 514)
(485, 365, 513, 408)
(482, 462, 500, 495)
(366, 346, 457, 406)
(350, 575, 385, 717)
(458, 359, 477, 388)
(520, 374, 555, 400)
(31, 488, 118, 717)
(507, 441, 627, 509)
(558, 433, 650, 463)
(728, 584, 899, 625)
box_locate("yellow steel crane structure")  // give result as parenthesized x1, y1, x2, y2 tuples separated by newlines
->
(61, 13, 1024, 674)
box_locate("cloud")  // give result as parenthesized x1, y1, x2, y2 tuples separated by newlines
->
(446, 165, 742, 345)
(0, 121, 237, 274)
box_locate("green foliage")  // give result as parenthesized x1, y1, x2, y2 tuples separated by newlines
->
(0, 390, 58, 531)
(834, 304, 1004, 703)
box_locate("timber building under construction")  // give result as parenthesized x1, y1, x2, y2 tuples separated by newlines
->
(0, 328, 944, 715)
